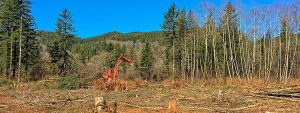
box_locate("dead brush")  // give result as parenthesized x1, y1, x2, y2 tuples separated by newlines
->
(92, 79, 107, 90)
(206, 77, 300, 91)
(287, 78, 300, 87)
(92, 79, 148, 91)
(163, 80, 190, 89)
(114, 80, 148, 91)
(92, 79, 121, 91)
(127, 80, 148, 89)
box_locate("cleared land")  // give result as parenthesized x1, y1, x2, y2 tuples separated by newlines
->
(1, 78, 300, 113)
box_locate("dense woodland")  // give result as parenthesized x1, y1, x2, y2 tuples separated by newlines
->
(0, 0, 299, 84)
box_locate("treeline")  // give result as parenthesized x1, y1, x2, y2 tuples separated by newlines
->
(0, 0, 39, 81)
(161, 1, 300, 82)
(0, 0, 78, 80)
(0, 0, 155, 82)
(1, 0, 299, 83)
(88, 31, 165, 43)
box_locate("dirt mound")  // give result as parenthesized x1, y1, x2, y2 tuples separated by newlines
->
(92, 79, 147, 91)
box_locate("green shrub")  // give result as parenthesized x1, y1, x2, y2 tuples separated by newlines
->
(0, 78, 14, 87)
(57, 74, 89, 89)
(35, 81, 58, 89)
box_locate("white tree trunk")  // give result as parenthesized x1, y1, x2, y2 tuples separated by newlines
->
(18, 17, 23, 82)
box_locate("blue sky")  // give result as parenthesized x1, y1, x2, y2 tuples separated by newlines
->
(31, 0, 294, 38)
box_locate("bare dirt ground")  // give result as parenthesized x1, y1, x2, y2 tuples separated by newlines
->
(1, 78, 300, 113)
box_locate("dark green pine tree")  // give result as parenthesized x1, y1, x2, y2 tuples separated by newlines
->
(48, 9, 75, 76)
(162, 3, 178, 77)
(128, 41, 138, 69)
(0, 0, 23, 78)
(175, 8, 186, 76)
(121, 45, 127, 73)
(0, 0, 6, 75)
(79, 44, 88, 64)
(20, 0, 40, 75)
(0, 0, 9, 76)
(139, 42, 153, 80)
(106, 43, 123, 68)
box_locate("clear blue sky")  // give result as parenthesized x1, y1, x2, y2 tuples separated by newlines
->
(31, 0, 294, 38)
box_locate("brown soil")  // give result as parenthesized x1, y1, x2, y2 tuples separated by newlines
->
(0, 90, 39, 113)
(1, 78, 300, 113)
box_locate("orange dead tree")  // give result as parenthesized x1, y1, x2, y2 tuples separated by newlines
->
(102, 54, 134, 82)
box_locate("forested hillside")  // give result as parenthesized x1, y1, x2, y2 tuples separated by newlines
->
(37, 30, 164, 45)
(0, 0, 299, 83)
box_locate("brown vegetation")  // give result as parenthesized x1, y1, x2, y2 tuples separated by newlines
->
(92, 78, 148, 91)
(1, 77, 300, 112)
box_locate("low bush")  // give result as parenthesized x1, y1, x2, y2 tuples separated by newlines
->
(35, 81, 58, 89)
(57, 74, 89, 89)
(0, 78, 14, 87)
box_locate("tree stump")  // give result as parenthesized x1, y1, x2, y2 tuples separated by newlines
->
(168, 99, 181, 113)
(95, 97, 107, 112)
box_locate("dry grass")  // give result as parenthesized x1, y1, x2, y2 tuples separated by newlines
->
(1, 77, 300, 112)
(92, 78, 148, 91)
(162, 79, 191, 89)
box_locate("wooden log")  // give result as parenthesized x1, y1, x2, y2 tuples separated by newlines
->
(0, 104, 7, 108)
(118, 102, 165, 110)
(255, 95, 300, 102)
(181, 104, 260, 112)
(231, 104, 260, 111)
(181, 106, 212, 111)
(168, 99, 181, 113)
(268, 86, 300, 94)
(95, 96, 107, 113)
(259, 92, 300, 98)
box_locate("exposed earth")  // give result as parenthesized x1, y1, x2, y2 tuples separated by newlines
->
(1, 79, 300, 113)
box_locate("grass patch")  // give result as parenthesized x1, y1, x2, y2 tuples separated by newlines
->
(57, 74, 89, 89)
(35, 81, 58, 89)
(0, 78, 14, 87)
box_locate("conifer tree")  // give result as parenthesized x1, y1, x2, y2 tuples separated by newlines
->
(162, 3, 178, 78)
(20, 0, 39, 77)
(106, 43, 123, 68)
(48, 9, 75, 76)
(176, 8, 186, 77)
(0, 0, 39, 79)
(129, 42, 137, 69)
(0, 0, 19, 77)
(140, 42, 153, 80)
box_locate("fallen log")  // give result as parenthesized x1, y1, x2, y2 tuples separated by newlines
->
(118, 102, 165, 110)
(231, 103, 261, 111)
(258, 92, 300, 98)
(118, 102, 260, 112)
(181, 104, 261, 112)
(0, 104, 7, 108)
(181, 106, 212, 111)
(267, 86, 300, 94)
(255, 95, 300, 102)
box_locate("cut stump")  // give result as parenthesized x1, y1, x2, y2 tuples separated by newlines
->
(168, 99, 181, 113)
